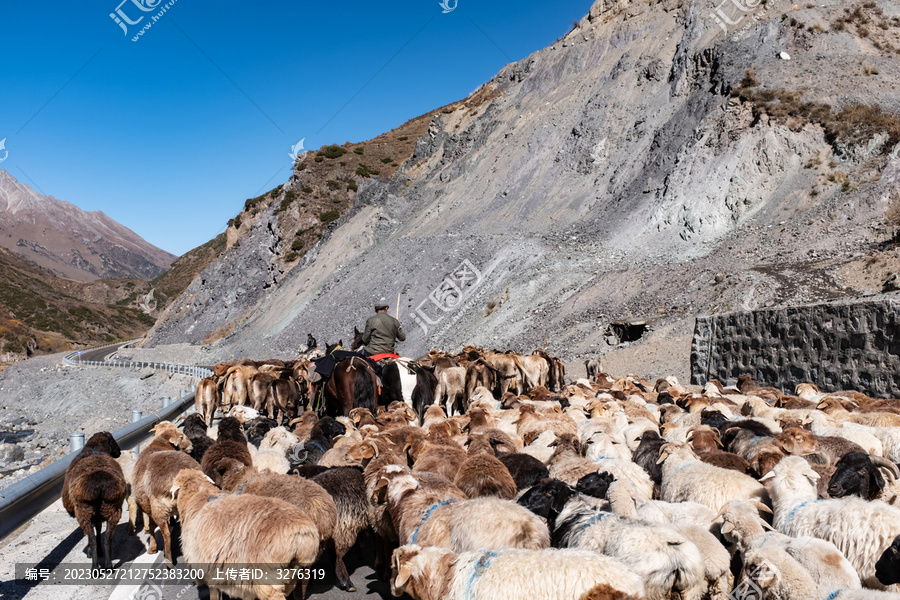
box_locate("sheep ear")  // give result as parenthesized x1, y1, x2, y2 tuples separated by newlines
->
(394, 563, 412, 588)
(721, 522, 735, 534)
(171, 486, 179, 501)
(759, 470, 776, 482)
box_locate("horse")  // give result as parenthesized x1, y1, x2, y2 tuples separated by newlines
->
(323, 356, 378, 417)
(308, 338, 379, 417)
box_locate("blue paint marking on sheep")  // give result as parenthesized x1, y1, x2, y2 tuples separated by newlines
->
(574, 511, 613, 537)
(411, 499, 453, 544)
(823, 590, 842, 600)
(465, 549, 498, 600)
(233, 480, 250, 495)
(782, 500, 820, 531)
(669, 463, 695, 477)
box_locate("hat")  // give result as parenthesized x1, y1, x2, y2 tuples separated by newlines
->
(374, 297, 389, 309)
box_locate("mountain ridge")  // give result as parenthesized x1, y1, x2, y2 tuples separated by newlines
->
(145, 0, 900, 372)
(0, 170, 176, 281)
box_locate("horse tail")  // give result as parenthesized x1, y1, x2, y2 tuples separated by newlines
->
(354, 361, 376, 413)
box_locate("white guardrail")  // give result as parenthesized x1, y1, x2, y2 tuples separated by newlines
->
(0, 341, 213, 542)
(62, 338, 213, 380)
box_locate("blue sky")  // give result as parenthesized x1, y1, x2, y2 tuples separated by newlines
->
(1, 0, 593, 256)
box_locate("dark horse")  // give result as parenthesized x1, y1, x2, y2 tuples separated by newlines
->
(313, 338, 379, 417)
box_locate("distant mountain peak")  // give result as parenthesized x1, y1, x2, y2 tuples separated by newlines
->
(0, 170, 176, 281)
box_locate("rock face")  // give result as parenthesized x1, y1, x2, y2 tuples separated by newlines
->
(691, 296, 900, 398)
(148, 0, 900, 364)
(0, 170, 176, 281)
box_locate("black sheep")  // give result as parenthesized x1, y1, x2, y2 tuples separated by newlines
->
(575, 472, 614, 499)
(876, 534, 900, 586)
(180, 414, 215, 463)
(243, 416, 279, 447)
(289, 416, 346, 467)
(631, 430, 665, 486)
(517, 477, 577, 528)
(497, 452, 550, 492)
(828, 451, 900, 501)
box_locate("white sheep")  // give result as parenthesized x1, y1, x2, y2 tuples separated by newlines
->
(762, 455, 900, 589)
(741, 546, 900, 600)
(717, 499, 860, 592)
(607, 480, 732, 599)
(554, 494, 706, 600)
(390, 544, 645, 600)
(659, 442, 769, 511)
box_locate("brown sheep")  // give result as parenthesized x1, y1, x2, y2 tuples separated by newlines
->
(132, 422, 198, 563)
(200, 416, 253, 482)
(61, 432, 127, 570)
(375, 464, 548, 552)
(410, 437, 468, 482)
(687, 426, 752, 474)
(453, 432, 516, 499)
(217, 457, 336, 544)
(171, 468, 319, 600)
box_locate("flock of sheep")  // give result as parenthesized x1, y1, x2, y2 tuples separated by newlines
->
(59, 350, 900, 600)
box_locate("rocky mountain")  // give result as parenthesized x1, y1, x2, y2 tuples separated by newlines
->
(146, 0, 900, 375)
(0, 170, 176, 281)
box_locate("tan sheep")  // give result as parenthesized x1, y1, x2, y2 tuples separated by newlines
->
(171, 468, 319, 600)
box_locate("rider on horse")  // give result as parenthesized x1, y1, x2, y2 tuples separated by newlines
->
(306, 297, 406, 415)
(361, 297, 406, 356)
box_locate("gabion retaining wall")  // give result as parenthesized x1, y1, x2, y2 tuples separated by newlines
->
(690, 295, 900, 397)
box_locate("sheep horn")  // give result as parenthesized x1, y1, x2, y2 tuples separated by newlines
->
(872, 456, 900, 481)
(750, 500, 773, 515)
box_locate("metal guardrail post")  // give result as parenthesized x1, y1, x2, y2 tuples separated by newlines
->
(131, 410, 143, 423)
(68, 433, 84, 453)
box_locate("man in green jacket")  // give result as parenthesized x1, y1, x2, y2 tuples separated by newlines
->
(362, 297, 406, 355)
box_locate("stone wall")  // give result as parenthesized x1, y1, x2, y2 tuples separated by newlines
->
(691, 295, 900, 397)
